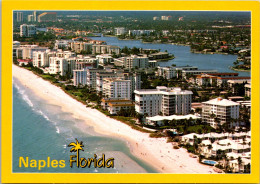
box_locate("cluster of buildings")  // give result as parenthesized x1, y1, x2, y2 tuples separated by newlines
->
(114, 27, 155, 36)
(54, 40, 120, 55)
(181, 131, 251, 173)
(15, 11, 57, 23)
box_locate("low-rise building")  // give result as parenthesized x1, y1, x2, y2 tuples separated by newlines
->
(101, 98, 134, 115)
(182, 69, 218, 79)
(146, 114, 200, 126)
(17, 59, 32, 66)
(148, 52, 170, 60)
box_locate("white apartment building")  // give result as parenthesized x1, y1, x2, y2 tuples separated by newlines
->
(96, 54, 113, 65)
(14, 45, 48, 59)
(122, 72, 142, 94)
(135, 86, 192, 117)
(202, 97, 240, 128)
(20, 24, 36, 37)
(114, 27, 126, 35)
(73, 69, 87, 86)
(92, 45, 120, 55)
(122, 55, 149, 69)
(56, 50, 76, 59)
(103, 78, 131, 100)
(69, 42, 93, 53)
(128, 30, 155, 36)
(49, 57, 68, 76)
(157, 66, 177, 79)
(54, 40, 70, 50)
(157, 66, 198, 79)
(86, 69, 105, 89)
(96, 72, 118, 92)
(33, 51, 48, 67)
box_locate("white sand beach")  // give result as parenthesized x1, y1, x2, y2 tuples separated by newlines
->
(13, 64, 218, 173)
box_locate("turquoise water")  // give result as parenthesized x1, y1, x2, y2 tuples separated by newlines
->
(90, 36, 250, 77)
(12, 78, 157, 173)
(203, 160, 217, 165)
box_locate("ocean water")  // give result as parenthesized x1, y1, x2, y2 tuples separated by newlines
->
(12, 78, 157, 173)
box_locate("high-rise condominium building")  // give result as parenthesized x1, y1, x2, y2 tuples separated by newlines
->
(73, 69, 87, 86)
(49, 57, 68, 76)
(135, 86, 192, 117)
(103, 78, 131, 100)
(20, 24, 36, 37)
(202, 97, 240, 128)
(16, 12, 23, 22)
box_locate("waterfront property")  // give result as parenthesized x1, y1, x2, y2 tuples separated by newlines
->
(135, 86, 192, 117)
(101, 98, 134, 115)
(181, 131, 251, 173)
(103, 78, 132, 100)
(146, 114, 200, 126)
(114, 55, 149, 69)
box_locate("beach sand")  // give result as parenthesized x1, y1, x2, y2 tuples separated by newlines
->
(13, 64, 218, 174)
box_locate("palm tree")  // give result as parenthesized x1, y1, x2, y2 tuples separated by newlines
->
(68, 139, 84, 167)
(237, 156, 242, 173)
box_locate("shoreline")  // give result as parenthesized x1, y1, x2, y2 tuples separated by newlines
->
(229, 66, 251, 72)
(13, 64, 218, 174)
(101, 35, 237, 56)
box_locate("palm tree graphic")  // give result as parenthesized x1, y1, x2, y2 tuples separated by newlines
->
(68, 139, 84, 167)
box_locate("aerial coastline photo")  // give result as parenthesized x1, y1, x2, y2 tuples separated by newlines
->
(12, 10, 251, 174)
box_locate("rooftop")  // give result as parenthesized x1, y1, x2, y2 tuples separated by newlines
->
(202, 97, 240, 106)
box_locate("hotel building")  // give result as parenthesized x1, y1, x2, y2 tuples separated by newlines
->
(202, 97, 240, 128)
(135, 86, 192, 117)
